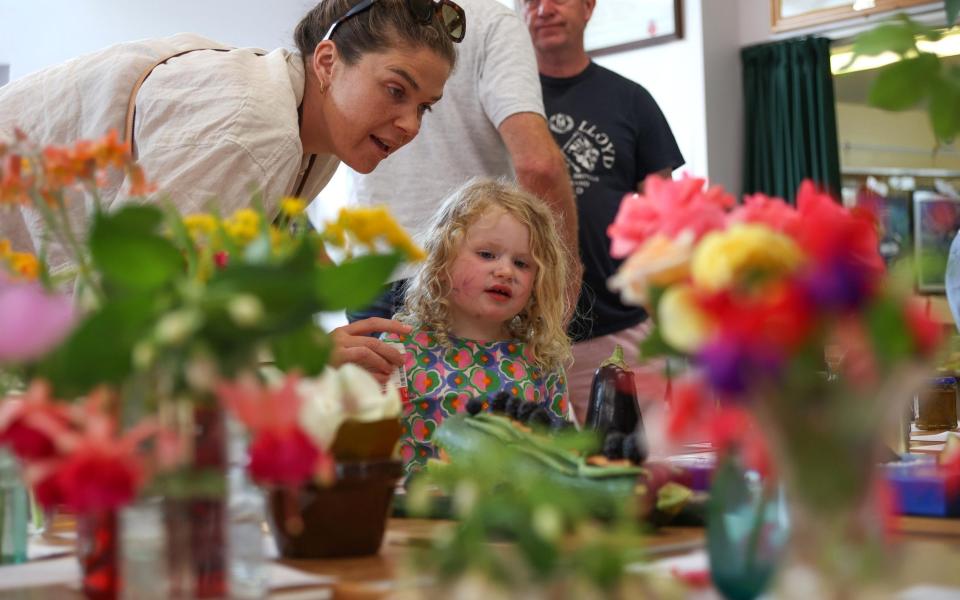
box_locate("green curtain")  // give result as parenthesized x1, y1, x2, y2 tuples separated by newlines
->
(741, 36, 841, 204)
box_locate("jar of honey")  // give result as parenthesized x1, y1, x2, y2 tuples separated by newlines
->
(915, 376, 959, 431)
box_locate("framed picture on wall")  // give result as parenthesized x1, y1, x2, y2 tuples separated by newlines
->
(853, 186, 913, 267)
(579, 0, 684, 56)
(913, 190, 960, 293)
(771, 0, 936, 32)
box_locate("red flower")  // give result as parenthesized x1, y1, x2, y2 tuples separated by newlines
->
(217, 373, 332, 487)
(792, 180, 884, 287)
(213, 251, 229, 269)
(53, 442, 144, 512)
(607, 174, 734, 258)
(0, 381, 70, 461)
(903, 298, 944, 357)
(248, 429, 321, 487)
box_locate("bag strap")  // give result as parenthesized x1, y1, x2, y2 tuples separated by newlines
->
(123, 46, 317, 199)
(124, 47, 231, 152)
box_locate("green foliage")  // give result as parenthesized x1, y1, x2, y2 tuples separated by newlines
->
(90, 206, 184, 292)
(313, 252, 403, 311)
(850, 10, 960, 144)
(270, 325, 331, 377)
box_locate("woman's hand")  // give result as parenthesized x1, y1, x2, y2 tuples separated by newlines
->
(330, 317, 412, 384)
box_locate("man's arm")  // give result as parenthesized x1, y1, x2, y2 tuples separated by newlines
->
(498, 112, 582, 317)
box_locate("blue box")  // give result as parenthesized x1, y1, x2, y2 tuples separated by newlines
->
(885, 455, 960, 517)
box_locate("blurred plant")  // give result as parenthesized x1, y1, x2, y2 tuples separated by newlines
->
(405, 413, 692, 597)
(607, 174, 944, 595)
(846, 2, 959, 144)
(0, 129, 422, 511)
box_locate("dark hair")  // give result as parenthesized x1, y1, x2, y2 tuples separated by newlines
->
(294, 0, 457, 68)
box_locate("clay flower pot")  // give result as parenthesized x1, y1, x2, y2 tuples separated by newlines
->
(267, 459, 403, 558)
(267, 418, 404, 559)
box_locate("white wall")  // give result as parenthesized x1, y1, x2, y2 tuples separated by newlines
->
(594, 0, 707, 181)
(0, 0, 317, 81)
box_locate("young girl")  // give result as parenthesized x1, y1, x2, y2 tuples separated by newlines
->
(385, 178, 572, 472)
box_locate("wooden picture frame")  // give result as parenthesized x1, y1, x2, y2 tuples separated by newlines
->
(516, 0, 683, 56)
(771, 0, 937, 32)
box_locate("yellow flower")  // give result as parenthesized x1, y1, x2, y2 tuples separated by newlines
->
(330, 206, 425, 261)
(223, 208, 261, 245)
(9, 251, 39, 280)
(182, 213, 218, 238)
(608, 232, 694, 307)
(279, 197, 306, 218)
(0, 239, 11, 259)
(690, 223, 802, 293)
(658, 284, 713, 353)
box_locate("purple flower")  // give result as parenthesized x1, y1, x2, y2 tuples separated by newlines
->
(800, 259, 873, 313)
(697, 336, 783, 396)
(0, 280, 76, 363)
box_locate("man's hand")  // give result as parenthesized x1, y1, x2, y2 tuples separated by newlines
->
(330, 317, 412, 384)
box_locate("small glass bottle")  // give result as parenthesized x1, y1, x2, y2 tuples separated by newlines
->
(227, 416, 267, 600)
(915, 376, 959, 431)
(0, 449, 28, 565)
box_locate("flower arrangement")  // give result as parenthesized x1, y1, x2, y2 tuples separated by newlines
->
(606, 174, 949, 594)
(0, 130, 420, 522)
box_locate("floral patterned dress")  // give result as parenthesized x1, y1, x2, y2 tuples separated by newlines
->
(383, 329, 568, 473)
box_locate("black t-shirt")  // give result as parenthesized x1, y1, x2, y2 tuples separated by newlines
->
(541, 62, 684, 342)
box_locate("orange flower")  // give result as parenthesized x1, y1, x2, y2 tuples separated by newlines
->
(9, 252, 39, 280)
(0, 154, 30, 205)
(126, 163, 155, 196)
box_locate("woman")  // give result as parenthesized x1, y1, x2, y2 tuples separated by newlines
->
(0, 0, 465, 381)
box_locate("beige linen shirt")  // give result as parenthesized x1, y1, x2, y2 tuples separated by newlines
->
(0, 33, 338, 270)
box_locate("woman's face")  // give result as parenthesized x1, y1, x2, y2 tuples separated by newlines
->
(312, 44, 451, 174)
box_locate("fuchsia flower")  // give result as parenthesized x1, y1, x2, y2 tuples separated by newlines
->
(0, 380, 69, 460)
(607, 174, 735, 258)
(216, 373, 332, 487)
(2, 385, 157, 512)
(0, 279, 76, 363)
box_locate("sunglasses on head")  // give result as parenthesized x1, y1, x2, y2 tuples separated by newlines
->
(322, 0, 466, 43)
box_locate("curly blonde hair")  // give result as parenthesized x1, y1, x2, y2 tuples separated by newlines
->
(397, 178, 572, 371)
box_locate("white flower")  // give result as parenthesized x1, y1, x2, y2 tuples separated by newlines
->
(227, 294, 264, 327)
(297, 363, 402, 451)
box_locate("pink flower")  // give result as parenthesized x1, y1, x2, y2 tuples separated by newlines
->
(0, 280, 76, 363)
(608, 175, 734, 258)
(727, 192, 800, 235)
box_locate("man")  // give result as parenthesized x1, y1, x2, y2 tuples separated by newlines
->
(342, 0, 579, 323)
(523, 0, 685, 423)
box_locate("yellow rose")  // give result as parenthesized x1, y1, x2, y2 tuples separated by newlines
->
(607, 232, 695, 307)
(658, 284, 713, 353)
(690, 223, 802, 293)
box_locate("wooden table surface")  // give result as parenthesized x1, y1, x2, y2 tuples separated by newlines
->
(5, 428, 960, 598)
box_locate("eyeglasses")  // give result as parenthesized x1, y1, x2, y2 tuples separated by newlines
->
(322, 0, 466, 44)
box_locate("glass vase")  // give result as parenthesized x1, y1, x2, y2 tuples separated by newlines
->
(707, 453, 789, 600)
(161, 400, 228, 599)
(77, 509, 120, 600)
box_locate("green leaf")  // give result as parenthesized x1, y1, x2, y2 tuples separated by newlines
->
(270, 325, 331, 376)
(929, 77, 960, 143)
(637, 324, 683, 359)
(863, 296, 913, 368)
(34, 295, 158, 397)
(852, 22, 919, 57)
(90, 207, 184, 292)
(314, 253, 403, 311)
(868, 53, 940, 111)
(947, 0, 959, 27)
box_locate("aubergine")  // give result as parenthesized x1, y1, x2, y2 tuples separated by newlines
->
(584, 345, 649, 464)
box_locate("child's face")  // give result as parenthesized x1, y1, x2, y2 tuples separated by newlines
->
(446, 208, 537, 340)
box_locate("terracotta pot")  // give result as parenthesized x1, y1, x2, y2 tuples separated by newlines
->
(268, 459, 403, 559)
